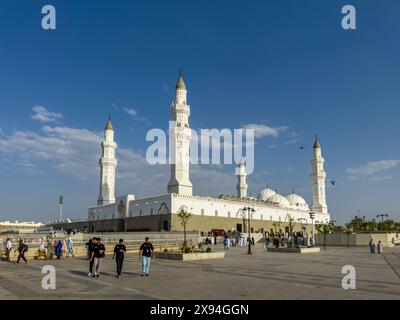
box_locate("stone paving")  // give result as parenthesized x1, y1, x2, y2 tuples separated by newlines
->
(1, 245, 400, 300)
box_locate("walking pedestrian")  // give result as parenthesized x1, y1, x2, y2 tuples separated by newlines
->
(15, 239, 28, 264)
(91, 238, 105, 278)
(5, 238, 12, 262)
(38, 238, 47, 260)
(62, 239, 67, 258)
(67, 236, 74, 257)
(113, 239, 126, 278)
(46, 239, 54, 260)
(223, 235, 229, 250)
(88, 238, 97, 277)
(56, 240, 62, 260)
(377, 241, 383, 254)
(369, 239, 375, 254)
(265, 236, 270, 251)
(139, 237, 154, 277)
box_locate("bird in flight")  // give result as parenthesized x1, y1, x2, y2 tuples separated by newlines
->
(329, 180, 336, 186)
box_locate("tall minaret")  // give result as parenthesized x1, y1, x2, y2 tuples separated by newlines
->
(168, 70, 193, 196)
(97, 117, 118, 205)
(236, 159, 248, 198)
(311, 136, 328, 214)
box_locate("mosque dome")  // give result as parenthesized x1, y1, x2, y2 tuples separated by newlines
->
(258, 188, 276, 201)
(266, 193, 291, 208)
(287, 193, 309, 210)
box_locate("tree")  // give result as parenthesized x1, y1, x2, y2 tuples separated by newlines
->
(379, 219, 395, 232)
(366, 219, 377, 232)
(316, 221, 336, 249)
(332, 225, 345, 233)
(346, 216, 366, 232)
(286, 215, 296, 234)
(177, 206, 193, 246)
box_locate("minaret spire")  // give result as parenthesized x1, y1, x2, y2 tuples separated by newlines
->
(98, 117, 118, 205)
(168, 70, 193, 196)
(236, 159, 248, 198)
(311, 136, 328, 214)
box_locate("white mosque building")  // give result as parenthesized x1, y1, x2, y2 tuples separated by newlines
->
(87, 72, 330, 234)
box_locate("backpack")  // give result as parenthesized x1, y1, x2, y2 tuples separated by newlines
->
(23, 244, 29, 252)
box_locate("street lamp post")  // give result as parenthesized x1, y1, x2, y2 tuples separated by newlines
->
(309, 211, 316, 247)
(377, 214, 389, 224)
(59, 196, 64, 221)
(242, 207, 255, 254)
(376, 214, 389, 231)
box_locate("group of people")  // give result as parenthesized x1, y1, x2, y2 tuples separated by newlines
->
(43, 237, 75, 260)
(204, 233, 255, 249)
(86, 237, 155, 278)
(2, 238, 29, 264)
(369, 239, 383, 254)
(2, 236, 74, 263)
(3, 235, 156, 278)
(238, 235, 255, 247)
(264, 230, 311, 249)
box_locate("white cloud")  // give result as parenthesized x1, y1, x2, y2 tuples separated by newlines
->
(346, 160, 400, 177)
(31, 106, 63, 123)
(0, 127, 102, 179)
(284, 138, 300, 145)
(242, 124, 287, 138)
(0, 125, 236, 197)
(123, 108, 138, 117)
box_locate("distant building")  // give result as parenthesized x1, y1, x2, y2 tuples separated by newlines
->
(0, 221, 43, 234)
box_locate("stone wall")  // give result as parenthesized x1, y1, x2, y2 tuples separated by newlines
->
(125, 214, 171, 232)
(315, 232, 397, 247)
(47, 214, 316, 235)
(170, 214, 313, 234)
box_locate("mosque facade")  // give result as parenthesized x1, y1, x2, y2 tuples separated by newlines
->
(87, 73, 331, 234)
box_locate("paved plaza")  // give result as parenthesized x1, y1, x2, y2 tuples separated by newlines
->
(1, 245, 400, 300)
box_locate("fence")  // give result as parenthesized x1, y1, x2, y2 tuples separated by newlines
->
(1, 231, 201, 259)
(315, 232, 397, 248)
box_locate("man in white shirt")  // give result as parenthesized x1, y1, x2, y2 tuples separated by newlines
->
(5, 238, 12, 262)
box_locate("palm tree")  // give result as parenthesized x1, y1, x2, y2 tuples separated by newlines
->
(366, 220, 377, 232)
(177, 206, 193, 246)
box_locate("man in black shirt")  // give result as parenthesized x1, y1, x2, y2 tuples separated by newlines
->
(15, 239, 28, 264)
(91, 238, 105, 278)
(139, 237, 154, 277)
(113, 239, 126, 278)
(88, 238, 96, 277)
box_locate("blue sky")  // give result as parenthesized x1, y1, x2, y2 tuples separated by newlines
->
(0, 0, 399, 224)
